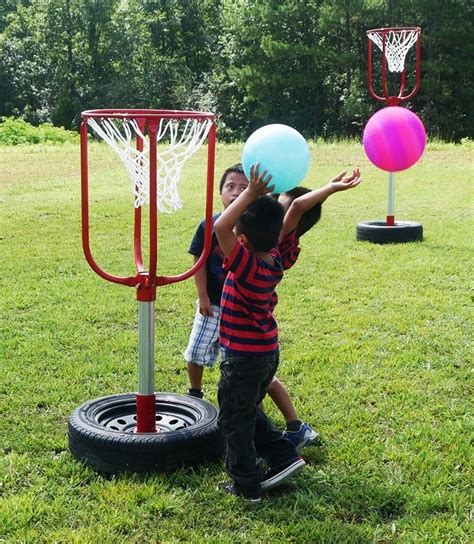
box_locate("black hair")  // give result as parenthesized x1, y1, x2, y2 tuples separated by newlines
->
(285, 186, 322, 238)
(236, 197, 284, 252)
(219, 163, 245, 193)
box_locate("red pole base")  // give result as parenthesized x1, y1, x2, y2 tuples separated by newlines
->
(136, 394, 157, 433)
(386, 215, 395, 226)
(136, 283, 156, 302)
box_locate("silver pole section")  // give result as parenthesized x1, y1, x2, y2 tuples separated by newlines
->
(387, 171, 395, 220)
(138, 301, 154, 395)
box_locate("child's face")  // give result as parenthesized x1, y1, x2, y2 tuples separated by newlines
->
(220, 172, 249, 208)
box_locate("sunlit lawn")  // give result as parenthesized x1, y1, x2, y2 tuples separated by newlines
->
(0, 139, 472, 543)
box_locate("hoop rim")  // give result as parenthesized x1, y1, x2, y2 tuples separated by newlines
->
(82, 108, 215, 121)
(367, 26, 421, 36)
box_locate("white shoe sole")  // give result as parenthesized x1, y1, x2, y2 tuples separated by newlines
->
(261, 458, 306, 491)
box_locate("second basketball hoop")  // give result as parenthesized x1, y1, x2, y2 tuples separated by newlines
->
(358, 27, 424, 244)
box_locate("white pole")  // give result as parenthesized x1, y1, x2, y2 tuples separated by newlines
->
(138, 301, 154, 394)
(135, 300, 157, 433)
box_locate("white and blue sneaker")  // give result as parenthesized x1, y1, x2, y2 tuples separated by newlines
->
(283, 422, 320, 450)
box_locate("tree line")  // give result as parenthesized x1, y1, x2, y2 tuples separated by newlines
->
(0, 0, 472, 141)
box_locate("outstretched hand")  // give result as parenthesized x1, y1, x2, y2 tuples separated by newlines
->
(248, 163, 275, 197)
(330, 168, 362, 192)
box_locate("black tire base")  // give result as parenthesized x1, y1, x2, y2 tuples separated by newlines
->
(356, 220, 423, 244)
(68, 392, 224, 475)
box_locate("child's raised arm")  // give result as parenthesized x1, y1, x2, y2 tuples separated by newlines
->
(214, 164, 274, 258)
(280, 168, 361, 240)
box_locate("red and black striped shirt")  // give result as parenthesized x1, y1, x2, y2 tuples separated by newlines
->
(219, 231, 300, 356)
(270, 229, 301, 312)
(279, 229, 301, 272)
(220, 241, 283, 355)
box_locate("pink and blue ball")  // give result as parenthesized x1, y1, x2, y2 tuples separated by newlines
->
(242, 124, 310, 193)
(363, 107, 427, 172)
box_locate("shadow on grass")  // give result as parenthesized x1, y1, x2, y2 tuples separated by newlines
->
(87, 441, 406, 527)
(267, 469, 407, 525)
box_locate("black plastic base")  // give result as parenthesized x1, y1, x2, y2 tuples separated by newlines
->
(356, 220, 423, 244)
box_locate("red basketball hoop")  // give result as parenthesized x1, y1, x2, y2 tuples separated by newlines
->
(367, 26, 421, 106)
(80, 108, 216, 295)
(361, 27, 424, 241)
(80, 108, 217, 434)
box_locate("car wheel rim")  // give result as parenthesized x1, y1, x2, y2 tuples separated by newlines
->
(94, 399, 200, 433)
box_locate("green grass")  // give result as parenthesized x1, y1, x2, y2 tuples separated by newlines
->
(1, 140, 472, 543)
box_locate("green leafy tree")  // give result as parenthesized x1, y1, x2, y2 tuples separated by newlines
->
(104, 0, 221, 110)
(0, 0, 120, 127)
(0, 0, 29, 32)
(0, 0, 471, 139)
(387, 0, 474, 139)
(217, 0, 329, 139)
(0, 3, 52, 123)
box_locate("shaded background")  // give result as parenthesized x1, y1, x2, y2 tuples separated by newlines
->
(0, 0, 472, 141)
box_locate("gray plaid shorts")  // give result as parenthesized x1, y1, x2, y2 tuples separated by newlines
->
(184, 302, 221, 367)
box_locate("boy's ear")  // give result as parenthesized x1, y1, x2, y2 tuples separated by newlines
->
(237, 233, 249, 247)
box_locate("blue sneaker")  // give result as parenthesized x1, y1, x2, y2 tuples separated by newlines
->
(283, 422, 320, 450)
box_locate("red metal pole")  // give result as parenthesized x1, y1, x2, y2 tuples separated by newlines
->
(135, 120, 159, 433)
(134, 119, 145, 273)
(381, 31, 389, 101)
(148, 121, 158, 286)
(397, 69, 406, 102)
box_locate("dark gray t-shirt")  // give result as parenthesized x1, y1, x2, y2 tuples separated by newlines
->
(188, 213, 226, 305)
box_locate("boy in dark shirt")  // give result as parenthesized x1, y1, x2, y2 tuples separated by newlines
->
(214, 165, 305, 502)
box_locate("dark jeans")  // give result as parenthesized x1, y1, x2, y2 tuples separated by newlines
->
(217, 350, 298, 496)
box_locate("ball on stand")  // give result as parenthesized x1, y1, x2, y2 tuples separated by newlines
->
(363, 106, 426, 172)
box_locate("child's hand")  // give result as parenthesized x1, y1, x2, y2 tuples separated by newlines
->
(248, 163, 275, 197)
(330, 168, 362, 192)
(198, 295, 214, 317)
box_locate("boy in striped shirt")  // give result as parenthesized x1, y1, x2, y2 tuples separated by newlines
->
(214, 165, 305, 502)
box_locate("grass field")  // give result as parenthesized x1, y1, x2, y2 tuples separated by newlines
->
(0, 140, 472, 543)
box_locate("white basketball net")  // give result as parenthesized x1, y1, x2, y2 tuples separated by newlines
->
(87, 116, 213, 212)
(368, 29, 419, 73)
